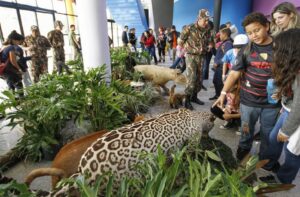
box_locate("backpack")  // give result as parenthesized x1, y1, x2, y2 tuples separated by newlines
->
(0, 49, 9, 76)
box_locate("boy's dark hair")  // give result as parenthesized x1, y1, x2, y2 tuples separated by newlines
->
(70, 24, 75, 28)
(242, 12, 269, 28)
(124, 25, 128, 29)
(220, 28, 231, 38)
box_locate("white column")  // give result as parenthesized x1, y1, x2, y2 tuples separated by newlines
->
(77, 0, 111, 83)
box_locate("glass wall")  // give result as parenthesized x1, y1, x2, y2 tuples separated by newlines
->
(20, 10, 37, 36)
(0, 7, 21, 39)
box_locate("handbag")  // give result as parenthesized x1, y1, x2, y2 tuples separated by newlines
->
(0, 49, 9, 76)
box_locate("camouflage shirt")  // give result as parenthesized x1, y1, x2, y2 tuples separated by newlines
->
(47, 30, 64, 49)
(180, 23, 213, 55)
(24, 35, 51, 58)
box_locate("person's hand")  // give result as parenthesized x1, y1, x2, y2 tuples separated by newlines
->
(223, 113, 231, 120)
(212, 94, 226, 109)
(213, 63, 218, 69)
(277, 132, 288, 142)
(222, 74, 226, 81)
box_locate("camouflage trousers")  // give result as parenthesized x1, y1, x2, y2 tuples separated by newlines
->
(31, 57, 48, 83)
(53, 48, 70, 74)
(185, 54, 205, 95)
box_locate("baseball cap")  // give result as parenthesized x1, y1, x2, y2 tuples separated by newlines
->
(233, 34, 249, 48)
(198, 9, 210, 18)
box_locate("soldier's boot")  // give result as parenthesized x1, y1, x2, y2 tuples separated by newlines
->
(191, 92, 205, 105)
(184, 95, 194, 110)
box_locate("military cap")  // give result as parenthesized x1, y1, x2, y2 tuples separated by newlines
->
(31, 25, 39, 31)
(198, 9, 210, 18)
(54, 20, 64, 27)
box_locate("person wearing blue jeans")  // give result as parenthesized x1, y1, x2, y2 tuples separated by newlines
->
(263, 109, 300, 184)
(145, 45, 157, 65)
(239, 104, 280, 159)
(260, 29, 300, 184)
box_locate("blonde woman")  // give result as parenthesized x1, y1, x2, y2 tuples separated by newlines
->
(271, 2, 300, 37)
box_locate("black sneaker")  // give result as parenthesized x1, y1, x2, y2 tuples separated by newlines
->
(259, 175, 280, 184)
(262, 161, 281, 173)
(209, 95, 218, 100)
(236, 147, 250, 161)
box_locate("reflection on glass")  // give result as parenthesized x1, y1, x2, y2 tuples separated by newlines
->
(0, 7, 20, 39)
(37, 12, 54, 36)
(16, 0, 37, 6)
(20, 10, 37, 36)
(52, 0, 67, 13)
(37, 0, 53, 9)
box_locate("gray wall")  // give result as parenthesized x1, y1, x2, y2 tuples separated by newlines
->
(151, 0, 174, 34)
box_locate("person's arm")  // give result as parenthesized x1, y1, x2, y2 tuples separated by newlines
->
(222, 63, 228, 81)
(47, 31, 53, 46)
(213, 47, 246, 109)
(280, 75, 300, 137)
(9, 51, 21, 71)
(179, 26, 190, 44)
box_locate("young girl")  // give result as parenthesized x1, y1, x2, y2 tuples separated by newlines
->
(262, 28, 300, 184)
(169, 38, 186, 73)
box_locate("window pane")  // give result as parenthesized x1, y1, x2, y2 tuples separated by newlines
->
(0, 7, 21, 39)
(20, 10, 37, 36)
(16, 0, 37, 6)
(37, 0, 53, 9)
(52, 0, 67, 13)
(37, 12, 54, 36)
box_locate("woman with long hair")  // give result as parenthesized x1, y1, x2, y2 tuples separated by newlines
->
(1, 30, 24, 98)
(262, 28, 300, 184)
(271, 2, 300, 37)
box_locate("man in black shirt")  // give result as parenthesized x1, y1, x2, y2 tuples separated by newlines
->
(122, 25, 129, 47)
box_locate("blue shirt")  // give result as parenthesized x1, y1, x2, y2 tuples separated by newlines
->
(222, 49, 237, 69)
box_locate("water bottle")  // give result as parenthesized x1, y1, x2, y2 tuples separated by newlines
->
(267, 78, 278, 104)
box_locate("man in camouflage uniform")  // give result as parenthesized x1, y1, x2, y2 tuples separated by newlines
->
(180, 9, 213, 110)
(24, 25, 51, 82)
(48, 20, 71, 74)
(69, 24, 81, 60)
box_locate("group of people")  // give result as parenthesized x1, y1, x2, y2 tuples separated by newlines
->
(0, 20, 81, 97)
(211, 2, 300, 184)
(122, 24, 181, 65)
(123, 1, 300, 185)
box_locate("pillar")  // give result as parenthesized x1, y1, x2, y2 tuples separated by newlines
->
(77, 0, 111, 83)
(65, 0, 75, 25)
(213, 0, 222, 32)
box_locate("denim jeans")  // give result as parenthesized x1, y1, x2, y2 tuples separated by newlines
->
(239, 104, 280, 159)
(146, 46, 157, 64)
(263, 108, 300, 183)
(170, 57, 182, 69)
(277, 144, 300, 183)
(263, 109, 289, 169)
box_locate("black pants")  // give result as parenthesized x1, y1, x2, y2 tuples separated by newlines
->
(158, 47, 165, 60)
(3, 64, 24, 97)
(213, 66, 223, 97)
